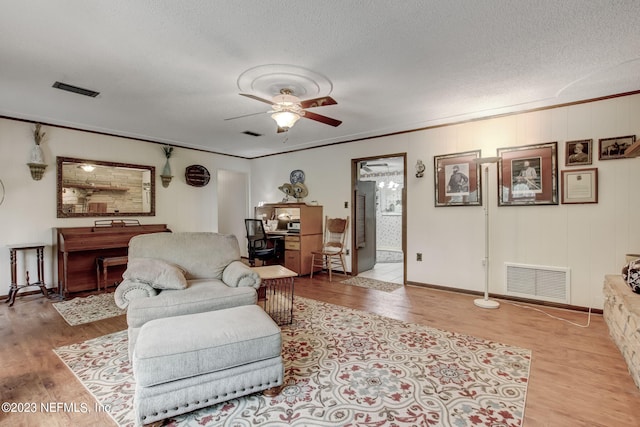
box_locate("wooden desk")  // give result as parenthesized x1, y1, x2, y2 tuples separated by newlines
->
(6, 243, 49, 307)
(256, 203, 323, 275)
(252, 265, 296, 325)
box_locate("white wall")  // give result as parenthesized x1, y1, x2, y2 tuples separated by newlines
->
(0, 118, 251, 295)
(251, 94, 640, 309)
(2, 93, 639, 308)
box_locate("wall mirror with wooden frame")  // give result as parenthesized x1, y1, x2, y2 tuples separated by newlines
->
(57, 156, 155, 218)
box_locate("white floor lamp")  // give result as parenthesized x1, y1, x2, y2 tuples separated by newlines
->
(473, 157, 501, 309)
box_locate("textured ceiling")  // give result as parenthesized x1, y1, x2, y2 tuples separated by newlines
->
(1, 1, 640, 158)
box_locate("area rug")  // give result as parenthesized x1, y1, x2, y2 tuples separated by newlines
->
(52, 292, 125, 326)
(341, 276, 403, 292)
(54, 297, 531, 427)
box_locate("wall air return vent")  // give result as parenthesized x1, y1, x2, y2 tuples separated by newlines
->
(52, 81, 100, 97)
(505, 262, 570, 304)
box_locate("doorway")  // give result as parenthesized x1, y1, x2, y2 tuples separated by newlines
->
(351, 154, 406, 284)
(217, 169, 249, 257)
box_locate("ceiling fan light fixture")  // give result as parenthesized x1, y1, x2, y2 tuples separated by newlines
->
(272, 93, 300, 106)
(271, 111, 301, 130)
(236, 87, 340, 132)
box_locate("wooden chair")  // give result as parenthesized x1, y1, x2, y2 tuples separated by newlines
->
(310, 216, 349, 281)
(244, 219, 278, 266)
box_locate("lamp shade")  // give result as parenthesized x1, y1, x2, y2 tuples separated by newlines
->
(271, 111, 301, 130)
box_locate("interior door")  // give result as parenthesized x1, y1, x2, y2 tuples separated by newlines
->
(355, 180, 376, 273)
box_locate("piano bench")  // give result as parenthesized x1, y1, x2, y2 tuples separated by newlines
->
(96, 256, 128, 292)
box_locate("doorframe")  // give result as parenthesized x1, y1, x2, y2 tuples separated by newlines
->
(350, 153, 407, 282)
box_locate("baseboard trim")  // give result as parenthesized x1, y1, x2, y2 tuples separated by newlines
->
(405, 281, 602, 314)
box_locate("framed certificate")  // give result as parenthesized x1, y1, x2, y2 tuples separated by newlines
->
(561, 168, 598, 204)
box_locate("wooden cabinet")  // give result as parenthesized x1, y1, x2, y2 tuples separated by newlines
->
(283, 243, 300, 273)
(283, 233, 323, 275)
(255, 203, 322, 276)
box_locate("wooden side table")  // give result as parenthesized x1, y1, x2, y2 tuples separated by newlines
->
(6, 243, 49, 307)
(251, 265, 296, 325)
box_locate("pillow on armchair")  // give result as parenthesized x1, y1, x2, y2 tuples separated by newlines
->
(123, 258, 188, 290)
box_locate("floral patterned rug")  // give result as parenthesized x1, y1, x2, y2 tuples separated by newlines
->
(52, 292, 125, 326)
(340, 276, 403, 292)
(54, 297, 531, 426)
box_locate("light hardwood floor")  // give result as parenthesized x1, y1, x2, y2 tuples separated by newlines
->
(1, 275, 639, 427)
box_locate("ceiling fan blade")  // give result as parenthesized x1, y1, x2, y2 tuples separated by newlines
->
(224, 111, 268, 121)
(302, 110, 342, 127)
(239, 93, 274, 105)
(300, 96, 337, 109)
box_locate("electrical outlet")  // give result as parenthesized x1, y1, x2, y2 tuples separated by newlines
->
(416, 253, 422, 261)
(345, 249, 350, 255)
(344, 201, 349, 208)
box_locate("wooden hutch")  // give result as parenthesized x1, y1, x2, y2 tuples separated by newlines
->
(255, 203, 323, 276)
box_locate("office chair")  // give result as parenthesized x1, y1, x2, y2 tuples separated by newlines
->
(244, 219, 277, 266)
(310, 216, 349, 281)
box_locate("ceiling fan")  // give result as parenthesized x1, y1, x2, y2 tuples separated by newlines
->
(226, 89, 342, 133)
(361, 162, 389, 173)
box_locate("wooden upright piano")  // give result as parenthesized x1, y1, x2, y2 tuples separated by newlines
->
(56, 220, 170, 296)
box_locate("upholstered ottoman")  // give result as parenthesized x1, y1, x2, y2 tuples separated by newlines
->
(133, 304, 283, 426)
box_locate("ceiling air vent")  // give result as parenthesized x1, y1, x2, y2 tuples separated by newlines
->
(52, 81, 100, 98)
(242, 131, 262, 137)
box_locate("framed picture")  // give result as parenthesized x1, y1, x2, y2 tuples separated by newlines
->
(561, 168, 598, 204)
(565, 139, 592, 166)
(497, 141, 558, 206)
(599, 135, 636, 160)
(434, 150, 481, 207)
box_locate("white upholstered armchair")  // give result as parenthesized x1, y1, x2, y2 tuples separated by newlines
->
(114, 232, 261, 358)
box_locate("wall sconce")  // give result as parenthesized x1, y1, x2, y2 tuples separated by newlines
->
(415, 159, 425, 178)
(28, 163, 47, 181)
(160, 146, 174, 188)
(27, 123, 47, 180)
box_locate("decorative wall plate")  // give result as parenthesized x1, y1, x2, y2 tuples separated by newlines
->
(185, 165, 211, 187)
(290, 169, 305, 184)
